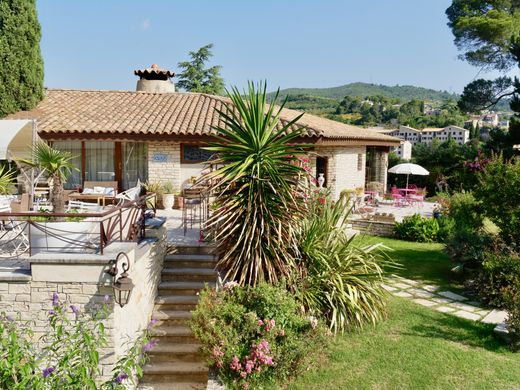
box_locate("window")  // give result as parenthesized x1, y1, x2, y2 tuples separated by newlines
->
(181, 144, 214, 163)
(122, 142, 148, 189)
(85, 141, 115, 182)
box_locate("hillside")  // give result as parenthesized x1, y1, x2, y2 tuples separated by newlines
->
(268, 82, 458, 102)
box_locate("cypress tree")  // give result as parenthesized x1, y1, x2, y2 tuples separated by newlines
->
(0, 0, 44, 117)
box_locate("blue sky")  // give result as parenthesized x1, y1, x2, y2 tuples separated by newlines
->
(37, 0, 497, 94)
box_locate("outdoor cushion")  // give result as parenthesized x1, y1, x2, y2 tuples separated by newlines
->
(93, 186, 105, 194)
(103, 187, 115, 196)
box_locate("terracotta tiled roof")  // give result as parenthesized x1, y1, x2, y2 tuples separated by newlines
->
(8, 89, 400, 145)
(134, 64, 175, 78)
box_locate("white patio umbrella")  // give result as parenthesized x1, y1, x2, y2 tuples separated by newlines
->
(388, 163, 429, 189)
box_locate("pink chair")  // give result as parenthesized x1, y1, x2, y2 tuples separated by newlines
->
(408, 187, 425, 207)
(391, 187, 405, 207)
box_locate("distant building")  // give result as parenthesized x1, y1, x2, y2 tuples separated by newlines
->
(375, 124, 470, 158)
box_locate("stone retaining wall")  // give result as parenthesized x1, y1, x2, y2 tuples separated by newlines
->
(0, 226, 166, 383)
(350, 219, 395, 237)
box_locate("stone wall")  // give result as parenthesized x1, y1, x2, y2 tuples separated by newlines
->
(315, 146, 366, 199)
(148, 142, 181, 190)
(0, 228, 166, 383)
(350, 219, 395, 237)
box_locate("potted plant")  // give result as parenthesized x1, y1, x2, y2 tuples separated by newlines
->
(162, 181, 175, 210)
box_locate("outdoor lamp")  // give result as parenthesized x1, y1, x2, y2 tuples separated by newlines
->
(106, 252, 134, 308)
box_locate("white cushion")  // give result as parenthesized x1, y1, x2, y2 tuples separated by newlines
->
(93, 186, 105, 194)
(83, 188, 94, 194)
(104, 187, 115, 196)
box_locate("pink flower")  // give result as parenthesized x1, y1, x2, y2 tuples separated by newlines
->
(230, 356, 241, 372)
(240, 371, 247, 378)
(257, 319, 264, 326)
(212, 346, 224, 358)
(265, 319, 275, 331)
(244, 359, 254, 374)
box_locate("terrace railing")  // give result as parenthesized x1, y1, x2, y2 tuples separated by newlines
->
(0, 194, 156, 257)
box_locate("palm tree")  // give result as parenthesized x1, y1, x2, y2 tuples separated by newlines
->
(204, 82, 307, 286)
(19, 142, 76, 213)
(0, 165, 16, 195)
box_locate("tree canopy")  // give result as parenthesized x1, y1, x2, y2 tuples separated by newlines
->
(446, 0, 520, 71)
(177, 44, 225, 95)
(0, 0, 44, 118)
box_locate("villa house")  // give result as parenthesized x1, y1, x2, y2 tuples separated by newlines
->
(7, 65, 400, 199)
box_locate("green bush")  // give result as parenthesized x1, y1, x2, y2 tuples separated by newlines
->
(190, 283, 327, 389)
(447, 191, 483, 232)
(295, 192, 393, 333)
(444, 230, 498, 273)
(505, 290, 520, 352)
(473, 252, 520, 308)
(394, 214, 440, 243)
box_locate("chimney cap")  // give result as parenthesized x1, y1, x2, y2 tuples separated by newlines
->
(134, 64, 175, 78)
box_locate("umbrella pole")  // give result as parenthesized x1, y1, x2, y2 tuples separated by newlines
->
(406, 174, 409, 189)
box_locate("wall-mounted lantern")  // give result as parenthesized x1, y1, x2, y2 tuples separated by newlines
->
(105, 252, 134, 308)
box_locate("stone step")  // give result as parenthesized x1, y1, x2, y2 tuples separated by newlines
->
(161, 268, 218, 282)
(163, 259, 217, 269)
(168, 245, 217, 255)
(152, 310, 192, 326)
(155, 295, 199, 311)
(139, 382, 206, 390)
(151, 325, 197, 343)
(147, 342, 203, 362)
(142, 362, 208, 383)
(165, 254, 217, 261)
(158, 281, 208, 296)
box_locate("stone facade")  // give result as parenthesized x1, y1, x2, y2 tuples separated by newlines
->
(315, 146, 367, 199)
(0, 229, 166, 383)
(148, 142, 181, 190)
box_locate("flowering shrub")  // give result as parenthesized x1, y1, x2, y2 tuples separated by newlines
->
(0, 292, 156, 389)
(190, 283, 327, 389)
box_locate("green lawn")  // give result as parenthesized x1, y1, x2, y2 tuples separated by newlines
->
(288, 298, 520, 390)
(286, 237, 520, 390)
(359, 235, 464, 292)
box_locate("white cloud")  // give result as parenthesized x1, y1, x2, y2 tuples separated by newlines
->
(139, 18, 151, 31)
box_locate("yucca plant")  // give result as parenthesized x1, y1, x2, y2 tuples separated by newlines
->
(204, 82, 307, 286)
(18, 142, 77, 214)
(295, 190, 394, 333)
(0, 165, 16, 195)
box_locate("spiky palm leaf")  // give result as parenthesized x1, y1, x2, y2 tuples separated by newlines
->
(0, 166, 16, 195)
(204, 82, 307, 286)
(296, 192, 395, 333)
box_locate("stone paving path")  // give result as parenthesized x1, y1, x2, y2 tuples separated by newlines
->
(384, 275, 508, 326)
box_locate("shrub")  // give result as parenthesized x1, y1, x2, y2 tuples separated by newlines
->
(475, 156, 520, 247)
(0, 293, 155, 389)
(444, 230, 498, 273)
(447, 191, 484, 232)
(295, 192, 393, 333)
(394, 214, 440, 242)
(505, 290, 520, 352)
(190, 283, 327, 389)
(473, 252, 520, 308)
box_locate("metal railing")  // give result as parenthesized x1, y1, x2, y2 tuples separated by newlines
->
(0, 194, 157, 257)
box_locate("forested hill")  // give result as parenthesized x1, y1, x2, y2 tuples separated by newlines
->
(268, 82, 458, 102)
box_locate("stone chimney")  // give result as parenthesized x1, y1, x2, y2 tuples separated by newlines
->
(134, 64, 176, 93)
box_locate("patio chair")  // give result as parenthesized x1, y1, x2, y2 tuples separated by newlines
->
(0, 204, 29, 258)
(408, 187, 426, 207)
(391, 187, 406, 207)
(182, 187, 207, 236)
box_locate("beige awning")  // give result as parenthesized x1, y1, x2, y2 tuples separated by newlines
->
(0, 119, 35, 160)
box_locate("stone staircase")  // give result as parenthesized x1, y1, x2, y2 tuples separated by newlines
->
(140, 247, 218, 390)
